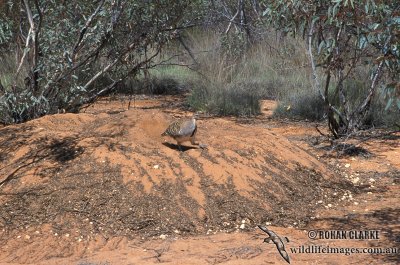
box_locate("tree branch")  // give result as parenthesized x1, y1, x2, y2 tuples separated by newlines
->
(15, 27, 32, 79)
(72, 0, 105, 59)
(352, 35, 392, 123)
(23, 0, 35, 33)
(82, 37, 152, 92)
(44, 1, 124, 99)
(307, 19, 345, 118)
(307, 19, 322, 98)
(81, 49, 161, 109)
(225, 9, 239, 34)
(176, 34, 198, 67)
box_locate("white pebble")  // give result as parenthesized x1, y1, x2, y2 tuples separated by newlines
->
(351, 177, 360, 184)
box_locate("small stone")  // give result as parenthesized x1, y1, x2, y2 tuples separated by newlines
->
(241, 220, 246, 224)
(199, 144, 207, 149)
(369, 178, 375, 182)
(25, 235, 30, 240)
(351, 177, 360, 184)
(354, 202, 359, 205)
(240, 224, 246, 229)
(65, 233, 70, 238)
(345, 163, 351, 168)
(153, 165, 159, 169)
(327, 204, 332, 208)
(159, 234, 167, 240)
(35, 231, 40, 234)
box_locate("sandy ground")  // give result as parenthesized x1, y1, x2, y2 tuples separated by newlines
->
(0, 97, 398, 264)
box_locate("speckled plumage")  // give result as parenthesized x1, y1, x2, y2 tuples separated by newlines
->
(162, 114, 198, 151)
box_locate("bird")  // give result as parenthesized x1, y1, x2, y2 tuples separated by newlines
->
(161, 113, 200, 151)
(258, 225, 291, 264)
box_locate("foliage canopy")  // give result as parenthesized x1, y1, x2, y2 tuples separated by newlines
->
(262, 0, 399, 137)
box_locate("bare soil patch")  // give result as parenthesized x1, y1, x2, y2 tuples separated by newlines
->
(0, 97, 398, 264)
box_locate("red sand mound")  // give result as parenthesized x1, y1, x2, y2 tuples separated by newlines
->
(0, 98, 398, 264)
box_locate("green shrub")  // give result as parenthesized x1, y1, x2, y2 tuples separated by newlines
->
(0, 88, 49, 124)
(188, 80, 261, 116)
(117, 70, 189, 95)
(367, 90, 400, 128)
(274, 77, 400, 127)
(274, 92, 325, 121)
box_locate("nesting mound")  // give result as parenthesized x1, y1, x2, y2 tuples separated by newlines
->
(0, 99, 344, 243)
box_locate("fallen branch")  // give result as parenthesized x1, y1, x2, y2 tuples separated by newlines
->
(315, 125, 328, 137)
